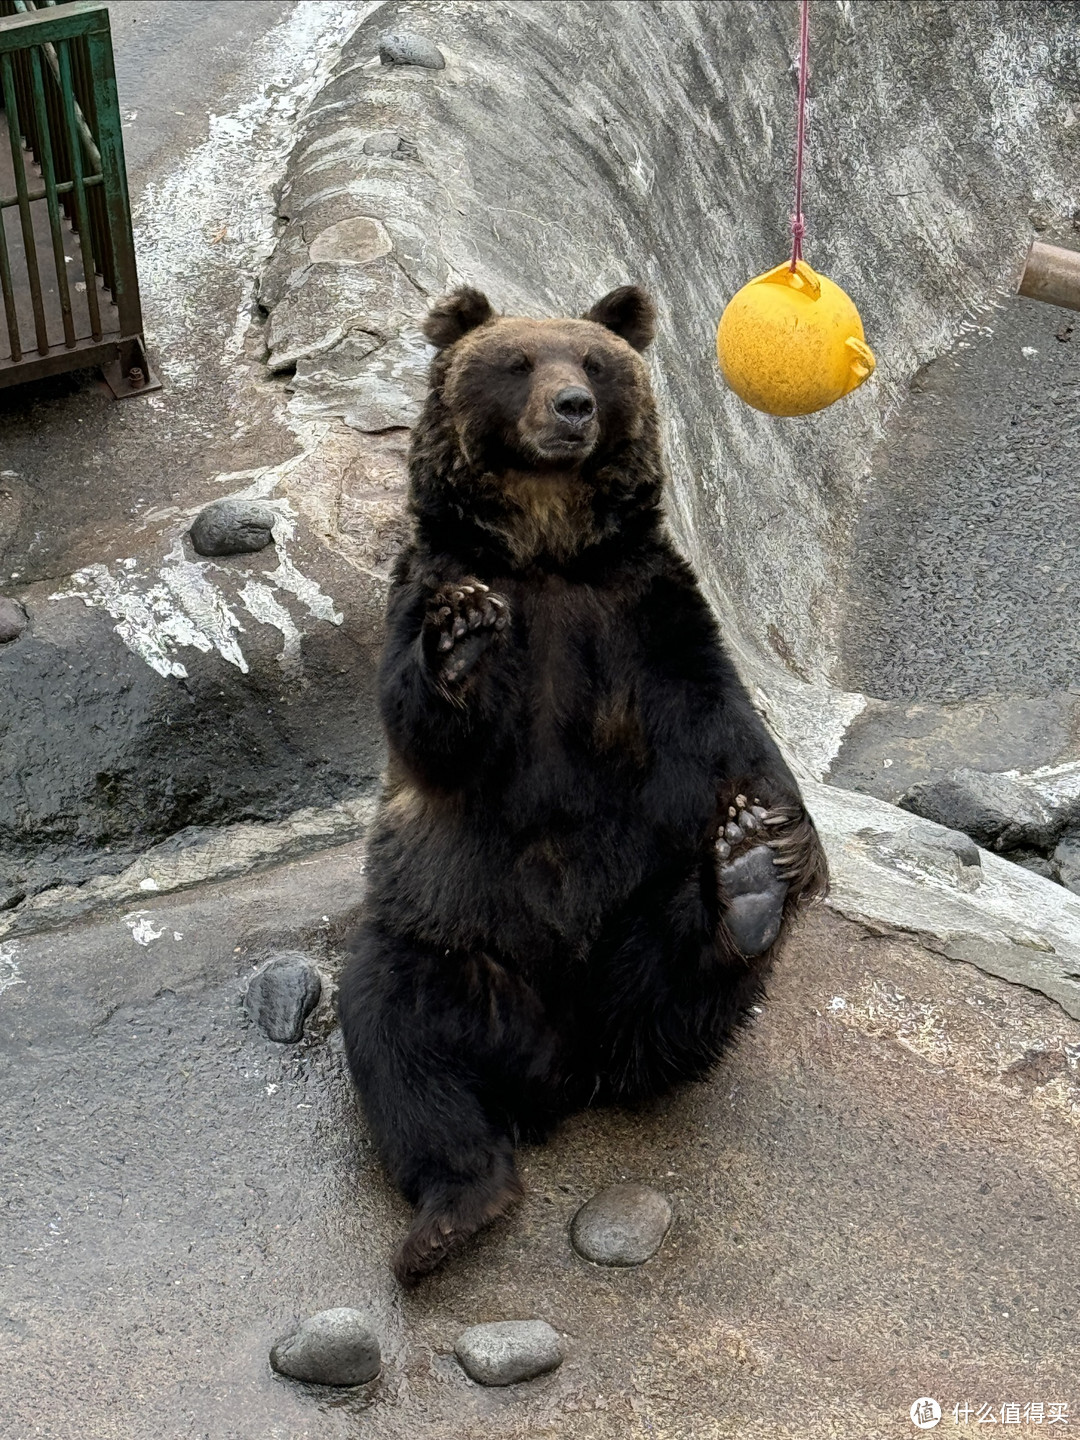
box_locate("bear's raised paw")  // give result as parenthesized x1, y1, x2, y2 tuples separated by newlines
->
(424, 580, 510, 684)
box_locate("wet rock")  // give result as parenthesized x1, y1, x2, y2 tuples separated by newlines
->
(270, 1307, 380, 1386)
(362, 130, 419, 160)
(189, 499, 276, 557)
(1054, 832, 1080, 895)
(899, 769, 1059, 851)
(454, 1320, 563, 1386)
(244, 953, 321, 1043)
(1008, 848, 1060, 883)
(937, 827, 982, 870)
(0, 597, 27, 643)
(1003, 1047, 1068, 1087)
(570, 1183, 672, 1266)
(378, 31, 445, 69)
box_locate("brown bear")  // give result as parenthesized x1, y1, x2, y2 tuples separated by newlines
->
(339, 285, 827, 1284)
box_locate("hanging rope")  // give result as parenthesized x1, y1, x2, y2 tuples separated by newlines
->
(790, 0, 810, 269)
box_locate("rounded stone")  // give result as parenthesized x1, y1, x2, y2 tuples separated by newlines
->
(189, 499, 276, 557)
(570, 1184, 672, 1266)
(244, 953, 321, 1043)
(362, 131, 419, 160)
(454, 1320, 563, 1386)
(308, 216, 393, 266)
(378, 31, 445, 69)
(270, 1307, 380, 1386)
(0, 597, 27, 643)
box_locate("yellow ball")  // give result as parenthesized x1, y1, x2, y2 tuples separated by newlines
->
(717, 259, 875, 417)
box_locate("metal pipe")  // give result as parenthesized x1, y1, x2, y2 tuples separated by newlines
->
(0, 188, 21, 360)
(0, 49, 48, 353)
(29, 43, 75, 346)
(56, 33, 100, 338)
(15, 0, 101, 172)
(1018, 240, 1080, 314)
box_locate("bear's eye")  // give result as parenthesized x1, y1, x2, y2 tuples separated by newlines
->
(506, 353, 532, 375)
(582, 354, 604, 378)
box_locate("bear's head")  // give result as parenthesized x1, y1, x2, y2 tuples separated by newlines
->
(410, 286, 665, 564)
(421, 285, 657, 473)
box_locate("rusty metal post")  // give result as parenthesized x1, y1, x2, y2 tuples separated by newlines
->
(1017, 240, 1080, 313)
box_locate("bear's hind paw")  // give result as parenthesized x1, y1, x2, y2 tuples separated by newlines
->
(717, 794, 790, 959)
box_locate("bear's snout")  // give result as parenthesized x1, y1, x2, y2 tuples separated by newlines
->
(523, 372, 600, 461)
(551, 386, 596, 424)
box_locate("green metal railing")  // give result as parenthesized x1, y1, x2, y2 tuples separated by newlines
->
(0, 0, 156, 394)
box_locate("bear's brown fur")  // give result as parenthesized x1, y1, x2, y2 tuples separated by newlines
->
(339, 285, 826, 1283)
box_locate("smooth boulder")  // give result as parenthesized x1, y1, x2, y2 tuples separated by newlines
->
(270, 1307, 380, 1386)
(0, 597, 27, 643)
(570, 1183, 672, 1266)
(189, 499, 276, 557)
(244, 953, 321, 1043)
(378, 31, 445, 69)
(454, 1320, 563, 1386)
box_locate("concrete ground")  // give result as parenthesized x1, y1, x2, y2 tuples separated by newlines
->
(2, 860, 1078, 1440)
(840, 289, 1080, 703)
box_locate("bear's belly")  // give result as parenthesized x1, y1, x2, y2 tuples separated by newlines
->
(367, 764, 703, 962)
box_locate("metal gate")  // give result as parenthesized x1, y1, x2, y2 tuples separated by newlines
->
(0, 0, 156, 395)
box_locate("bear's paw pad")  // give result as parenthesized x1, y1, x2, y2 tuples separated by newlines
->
(718, 797, 788, 958)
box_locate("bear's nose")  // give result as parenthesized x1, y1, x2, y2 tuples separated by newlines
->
(552, 386, 596, 424)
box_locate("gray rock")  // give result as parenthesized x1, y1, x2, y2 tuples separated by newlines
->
(570, 1183, 672, 1266)
(362, 130, 419, 160)
(1054, 832, 1080, 895)
(1007, 848, 1060, 883)
(378, 31, 445, 69)
(0, 597, 27, 643)
(270, 1307, 380, 1386)
(308, 216, 392, 266)
(454, 1320, 563, 1386)
(245, 953, 321, 1043)
(189, 500, 276, 557)
(937, 827, 982, 870)
(899, 769, 1059, 851)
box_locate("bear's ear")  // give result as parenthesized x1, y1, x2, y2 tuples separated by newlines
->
(582, 285, 656, 352)
(422, 287, 495, 349)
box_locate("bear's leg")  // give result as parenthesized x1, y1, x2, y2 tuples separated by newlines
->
(339, 924, 549, 1284)
(590, 857, 769, 1103)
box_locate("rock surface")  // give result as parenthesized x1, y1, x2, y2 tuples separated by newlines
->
(378, 30, 445, 69)
(0, 597, 27, 643)
(189, 499, 277, 557)
(899, 769, 1062, 851)
(570, 1184, 672, 1266)
(454, 1320, 563, 1386)
(244, 953, 321, 1043)
(1055, 832, 1080, 896)
(269, 1307, 380, 1386)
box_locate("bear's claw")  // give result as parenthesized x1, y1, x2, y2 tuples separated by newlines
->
(425, 579, 510, 683)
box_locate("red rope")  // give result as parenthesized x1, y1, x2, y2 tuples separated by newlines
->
(790, 0, 810, 269)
